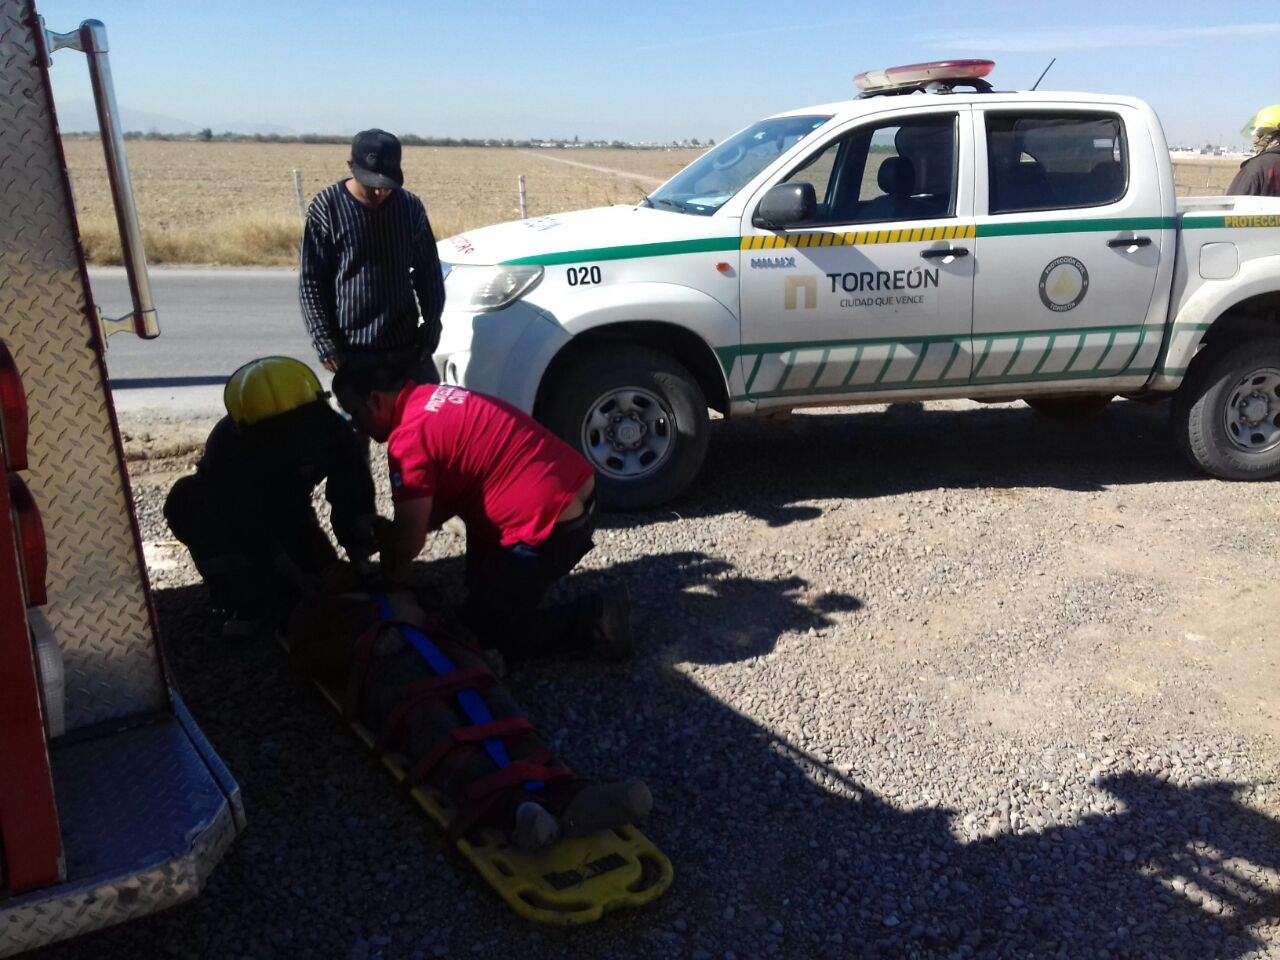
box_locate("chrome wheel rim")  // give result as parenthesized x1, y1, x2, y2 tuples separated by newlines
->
(581, 386, 675, 480)
(1223, 367, 1280, 454)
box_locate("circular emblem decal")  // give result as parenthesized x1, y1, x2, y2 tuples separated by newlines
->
(1038, 256, 1089, 312)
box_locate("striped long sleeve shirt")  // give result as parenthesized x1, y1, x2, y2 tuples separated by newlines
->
(298, 181, 446, 363)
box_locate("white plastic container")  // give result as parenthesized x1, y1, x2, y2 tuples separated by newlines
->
(28, 607, 66, 738)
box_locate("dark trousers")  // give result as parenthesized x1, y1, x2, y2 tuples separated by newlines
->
(164, 474, 336, 616)
(339, 342, 440, 384)
(459, 500, 599, 662)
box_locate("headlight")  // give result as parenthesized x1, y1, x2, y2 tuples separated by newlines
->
(445, 264, 543, 312)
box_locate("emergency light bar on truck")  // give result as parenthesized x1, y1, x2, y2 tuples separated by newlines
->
(854, 58, 995, 97)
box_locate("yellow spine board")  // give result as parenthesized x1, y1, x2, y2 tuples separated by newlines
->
(287, 644, 673, 924)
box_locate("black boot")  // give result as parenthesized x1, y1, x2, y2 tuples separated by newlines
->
(587, 586, 633, 662)
(560, 780, 653, 838)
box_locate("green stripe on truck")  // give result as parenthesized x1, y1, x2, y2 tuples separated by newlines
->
(720, 323, 1159, 399)
(503, 236, 740, 266)
(975, 216, 1175, 238)
(502, 216, 1182, 266)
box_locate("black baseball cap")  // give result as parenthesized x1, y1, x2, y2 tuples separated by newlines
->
(350, 129, 404, 190)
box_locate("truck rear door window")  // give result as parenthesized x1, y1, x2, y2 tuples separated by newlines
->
(985, 112, 1127, 214)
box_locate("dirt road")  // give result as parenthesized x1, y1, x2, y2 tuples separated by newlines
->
(49, 398, 1280, 960)
(518, 149, 666, 188)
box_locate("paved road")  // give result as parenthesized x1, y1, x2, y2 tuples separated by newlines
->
(93, 266, 313, 417)
(517, 149, 665, 188)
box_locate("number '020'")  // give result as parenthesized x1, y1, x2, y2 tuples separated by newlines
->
(567, 265, 602, 286)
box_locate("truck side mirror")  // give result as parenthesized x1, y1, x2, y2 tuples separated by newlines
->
(753, 183, 816, 230)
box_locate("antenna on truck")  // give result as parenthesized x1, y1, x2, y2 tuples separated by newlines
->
(1030, 57, 1056, 91)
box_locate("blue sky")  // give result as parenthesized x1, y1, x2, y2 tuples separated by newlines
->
(37, 0, 1280, 146)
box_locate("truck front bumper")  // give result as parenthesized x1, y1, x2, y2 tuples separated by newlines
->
(433, 302, 570, 414)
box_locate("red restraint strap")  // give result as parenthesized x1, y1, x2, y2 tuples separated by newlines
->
(464, 752, 574, 800)
(342, 618, 387, 719)
(445, 750, 576, 843)
(376, 667, 496, 752)
(407, 716, 535, 786)
(341, 613, 578, 845)
(344, 618, 470, 719)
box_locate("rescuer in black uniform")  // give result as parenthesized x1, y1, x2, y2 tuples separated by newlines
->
(1228, 105, 1280, 197)
(164, 357, 378, 636)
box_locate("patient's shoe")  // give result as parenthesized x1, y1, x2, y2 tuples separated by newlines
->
(560, 780, 653, 838)
(512, 801, 559, 852)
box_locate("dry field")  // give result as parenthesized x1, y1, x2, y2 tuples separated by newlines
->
(62, 139, 702, 266)
(1173, 155, 1241, 195)
(62, 138, 1240, 266)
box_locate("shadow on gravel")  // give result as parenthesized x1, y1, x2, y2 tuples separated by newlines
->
(408, 548, 1280, 957)
(375, 548, 864, 667)
(40, 554, 1280, 959)
(602, 398, 1193, 531)
(727, 729, 1280, 958)
(522, 586, 1280, 960)
(111, 375, 231, 389)
(555, 550, 863, 665)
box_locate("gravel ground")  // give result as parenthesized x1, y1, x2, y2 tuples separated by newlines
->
(38, 398, 1280, 960)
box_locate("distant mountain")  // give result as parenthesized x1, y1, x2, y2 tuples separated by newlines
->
(56, 98, 199, 134)
(54, 98, 293, 136)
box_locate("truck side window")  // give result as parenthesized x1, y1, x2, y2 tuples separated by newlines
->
(986, 112, 1127, 214)
(783, 114, 958, 226)
(784, 138, 843, 208)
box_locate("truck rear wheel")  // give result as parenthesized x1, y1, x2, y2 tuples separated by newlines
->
(541, 347, 709, 510)
(1025, 395, 1113, 420)
(1173, 336, 1280, 480)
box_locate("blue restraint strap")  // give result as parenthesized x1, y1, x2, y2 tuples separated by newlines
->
(373, 595, 542, 790)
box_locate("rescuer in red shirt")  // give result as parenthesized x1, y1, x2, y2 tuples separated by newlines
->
(332, 358, 632, 662)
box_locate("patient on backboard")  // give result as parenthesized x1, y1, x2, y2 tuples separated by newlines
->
(287, 582, 652, 853)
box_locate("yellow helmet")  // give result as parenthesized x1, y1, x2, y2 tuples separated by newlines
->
(224, 356, 324, 426)
(1242, 104, 1280, 140)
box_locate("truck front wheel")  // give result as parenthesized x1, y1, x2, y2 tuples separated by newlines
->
(541, 347, 710, 510)
(1173, 336, 1280, 480)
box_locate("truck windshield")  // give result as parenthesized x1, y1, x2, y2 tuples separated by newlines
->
(644, 115, 831, 216)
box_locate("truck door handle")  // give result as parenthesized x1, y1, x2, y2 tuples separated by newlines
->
(920, 246, 969, 260)
(1107, 236, 1152, 249)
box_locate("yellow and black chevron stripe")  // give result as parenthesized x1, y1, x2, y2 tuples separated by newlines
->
(741, 224, 977, 250)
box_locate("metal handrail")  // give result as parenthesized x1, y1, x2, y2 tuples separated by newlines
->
(44, 19, 159, 340)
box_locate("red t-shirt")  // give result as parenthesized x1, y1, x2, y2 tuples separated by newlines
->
(386, 383, 593, 551)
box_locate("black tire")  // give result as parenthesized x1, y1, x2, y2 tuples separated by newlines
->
(540, 346, 709, 511)
(1172, 336, 1280, 481)
(1025, 395, 1114, 420)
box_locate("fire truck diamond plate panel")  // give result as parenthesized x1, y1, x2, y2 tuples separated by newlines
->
(0, 717, 240, 956)
(0, 0, 164, 728)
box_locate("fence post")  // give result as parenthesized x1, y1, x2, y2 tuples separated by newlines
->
(518, 174, 527, 219)
(293, 168, 306, 218)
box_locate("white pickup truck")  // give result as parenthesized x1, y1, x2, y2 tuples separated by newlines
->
(434, 60, 1280, 508)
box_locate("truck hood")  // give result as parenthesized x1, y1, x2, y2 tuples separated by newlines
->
(437, 205, 737, 267)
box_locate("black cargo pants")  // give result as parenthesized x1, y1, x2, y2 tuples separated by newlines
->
(164, 474, 337, 617)
(459, 496, 601, 662)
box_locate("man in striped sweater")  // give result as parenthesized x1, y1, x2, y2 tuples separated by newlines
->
(299, 129, 446, 380)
